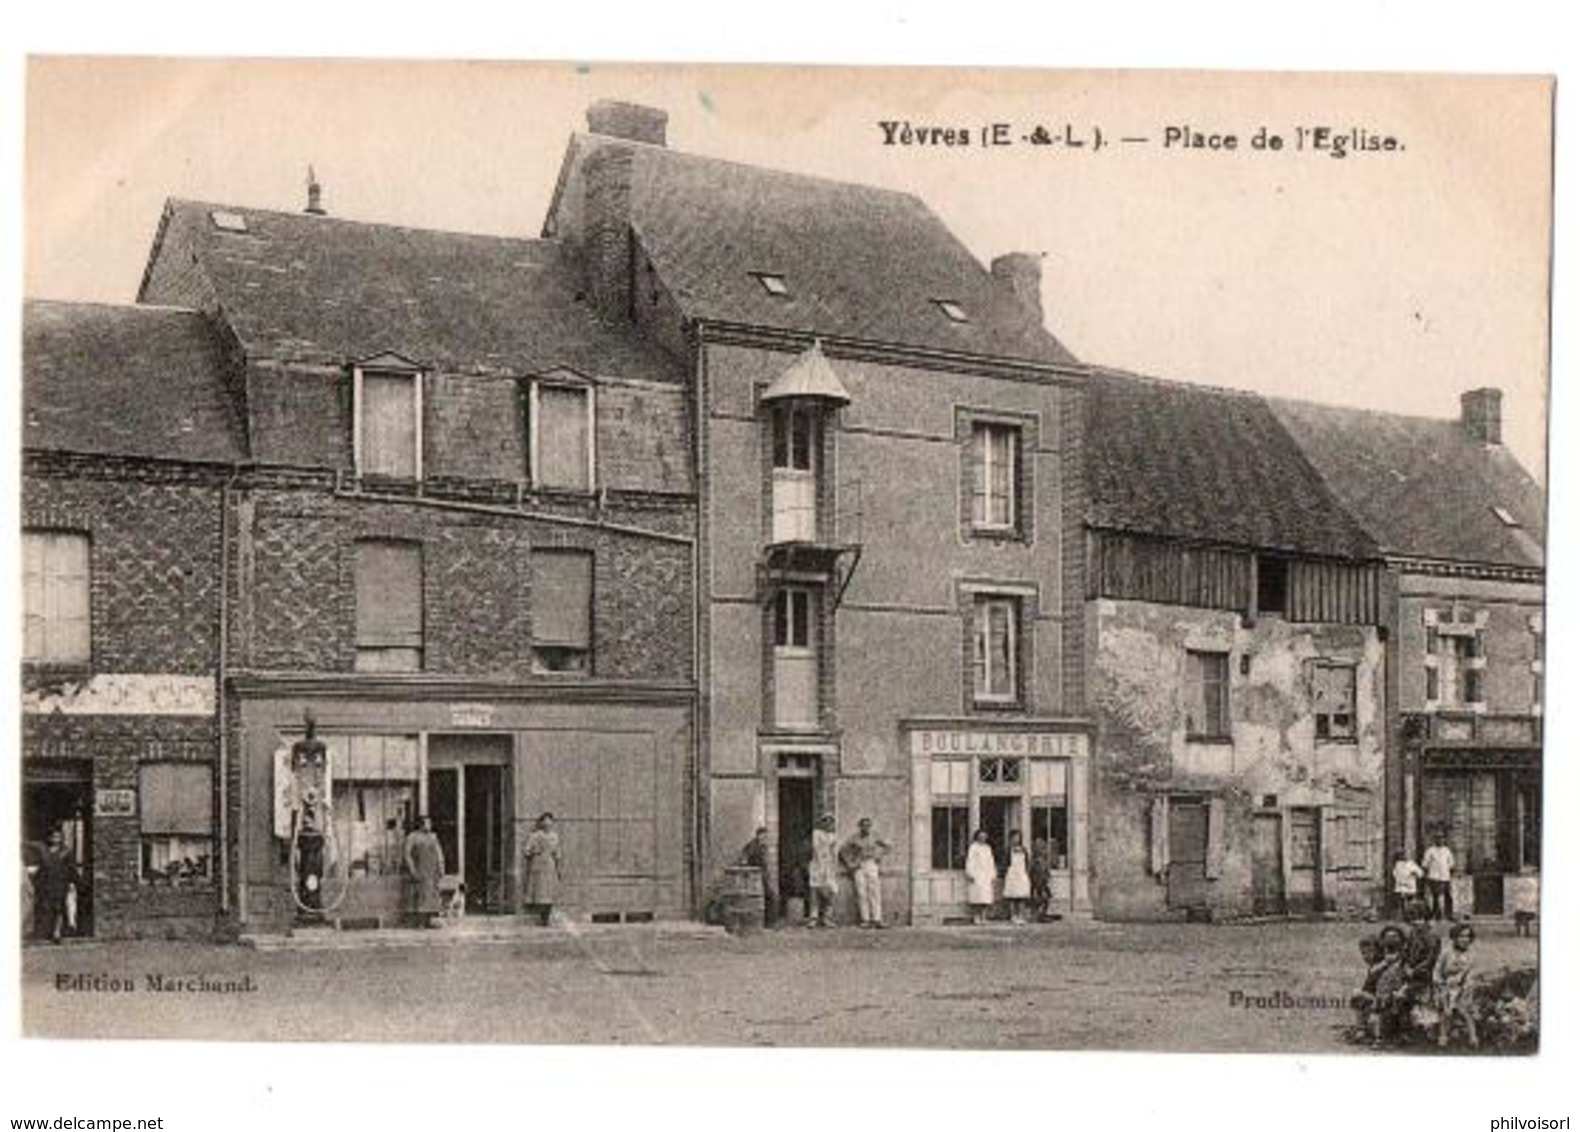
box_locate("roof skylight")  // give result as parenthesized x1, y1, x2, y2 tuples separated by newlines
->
(210, 209, 249, 233)
(753, 272, 790, 297)
(1492, 505, 1521, 528)
(934, 298, 970, 323)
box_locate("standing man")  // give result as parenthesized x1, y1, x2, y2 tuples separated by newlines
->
(1422, 831, 1455, 922)
(737, 826, 777, 927)
(402, 814, 446, 929)
(806, 815, 840, 928)
(840, 817, 891, 929)
(33, 829, 79, 944)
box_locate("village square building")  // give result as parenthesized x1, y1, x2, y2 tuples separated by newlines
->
(20, 100, 1546, 937)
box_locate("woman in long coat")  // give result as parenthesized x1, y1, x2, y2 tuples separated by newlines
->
(521, 812, 563, 926)
(965, 828, 997, 926)
(403, 815, 446, 928)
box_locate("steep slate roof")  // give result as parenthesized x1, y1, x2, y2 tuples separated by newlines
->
(1271, 397, 1545, 570)
(551, 134, 1077, 366)
(143, 200, 683, 383)
(1085, 370, 1379, 559)
(23, 300, 248, 464)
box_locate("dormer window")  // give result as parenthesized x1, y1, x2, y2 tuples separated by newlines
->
(934, 298, 970, 323)
(753, 272, 790, 297)
(353, 356, 424, 480)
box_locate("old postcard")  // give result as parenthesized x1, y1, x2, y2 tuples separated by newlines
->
(15, 57, 1553, 1088)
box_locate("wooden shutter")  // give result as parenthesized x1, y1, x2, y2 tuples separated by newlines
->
(355, 542, 423, 648)
(537, 384, 590, 490)
(23, 533, 89, 663)
(361, 372, 417, 478)
(1205, 797, 1226, 879)
(1149, 796, 1170, 877)
(140, 764, 213, 835)
(533, 551, 592, 648)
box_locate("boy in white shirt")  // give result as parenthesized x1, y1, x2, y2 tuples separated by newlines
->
(1421, 834, 1455, 922)
(1391, 852, 1424, 919)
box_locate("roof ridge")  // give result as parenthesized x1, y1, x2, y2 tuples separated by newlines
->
(577, 132, 930, 206)
(165, 196, 561, 249)
(1268, 390, 1465, 430)
(25, 297, 206, 317)
(1089, 364, 1262, 401)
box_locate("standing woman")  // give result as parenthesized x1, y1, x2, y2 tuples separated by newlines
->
(521, 812, 563, 926)
(1003, 830, 1032, 925)
(403, 815, 446, 929)
(965, 828, 997, 925)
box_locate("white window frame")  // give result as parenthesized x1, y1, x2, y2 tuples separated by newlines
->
(972, 594, 1020, 704)
(971, 421, 1019, 532)
(352, 365, 424, 480)
(528, 378, 597, 491)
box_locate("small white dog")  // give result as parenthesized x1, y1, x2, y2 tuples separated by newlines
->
(444, 883, 467, 920)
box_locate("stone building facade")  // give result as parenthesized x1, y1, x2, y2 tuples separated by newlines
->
(1275, 389, 1546, 919)
(1085, 372, 1389, 920)
(543, 103, 1094, 923)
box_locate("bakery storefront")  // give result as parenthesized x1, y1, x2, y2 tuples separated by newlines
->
(907, 723, 1092, 923)
(232, 680, 692, 933)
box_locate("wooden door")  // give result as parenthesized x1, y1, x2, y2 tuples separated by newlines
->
(1166, 799, 1209, 910)
(1251, 812, 1286, 915)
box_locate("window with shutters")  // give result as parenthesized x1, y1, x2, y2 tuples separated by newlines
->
(530, 380, 595, 492)
(1185, 650, 1231, 740)
(354, 540, 423, 672)
(139, 763, 213, 886)
(532, 550, 593, 674)
(22, 531, 90, 665)
(1313, 663, 1357, 741)
(355, 368, 422, 479)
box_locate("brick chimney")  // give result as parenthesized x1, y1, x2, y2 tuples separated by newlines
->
(583, 144, 636, 319)
(305, 165, 326, 216)
(1461, 387, 1503, 445)
(991, 252, 1043, 319)
(586, 100, 668, 147)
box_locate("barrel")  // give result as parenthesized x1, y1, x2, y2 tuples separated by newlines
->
(720, 865, 765, 935)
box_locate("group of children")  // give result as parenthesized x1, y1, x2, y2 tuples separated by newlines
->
(1354, 902, 1478, 1049)
(965, 829, 1055, 925)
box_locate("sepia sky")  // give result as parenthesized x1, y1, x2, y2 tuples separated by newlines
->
(24, 58, 1553, 478)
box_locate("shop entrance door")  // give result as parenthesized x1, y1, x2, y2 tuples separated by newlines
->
(23, 765, 93, 938)
(979, 795, 1022, 874)
(427, 735, 512, 913)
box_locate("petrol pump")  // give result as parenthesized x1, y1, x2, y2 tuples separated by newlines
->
(274, 712, 345, 921)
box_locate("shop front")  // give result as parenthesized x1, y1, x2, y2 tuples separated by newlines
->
(233, 680, 693, 933)
(906, 722, 1092, 923)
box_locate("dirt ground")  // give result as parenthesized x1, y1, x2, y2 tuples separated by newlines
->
(20, 918, 1540, 1052)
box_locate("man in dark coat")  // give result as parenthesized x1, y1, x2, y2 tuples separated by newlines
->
(33, 830, 79, 944)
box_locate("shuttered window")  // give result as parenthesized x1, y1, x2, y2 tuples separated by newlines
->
(358, 370, 420, 479)
(532, 550, 593, 673)
(355, 540, 423, 672)
(533, 383, 593, 491)
(23, 531, 90, 664)
(139, 763, 214, 887)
